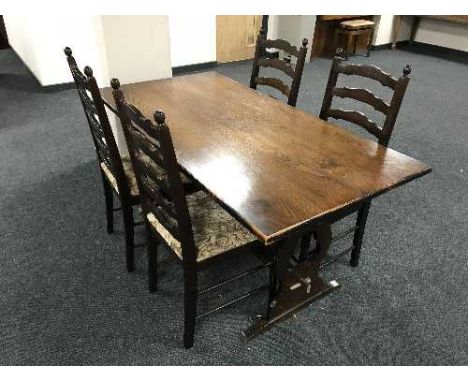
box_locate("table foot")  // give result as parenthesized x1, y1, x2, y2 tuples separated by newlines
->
(243, 224, 339, 341)
(243, 274, 340, 340)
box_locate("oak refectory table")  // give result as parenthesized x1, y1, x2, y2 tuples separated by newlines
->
(101, 72, 431, 339)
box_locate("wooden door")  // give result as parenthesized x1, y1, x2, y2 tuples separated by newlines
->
(216, 15, 262, 63)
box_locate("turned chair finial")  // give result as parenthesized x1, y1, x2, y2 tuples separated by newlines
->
(335, 48, 344, 58)
(110, 78, 121, 90)
(64, 47, 73, 57)
(84, 66, 93, 77)
(403, 64, 412, 77)
(153, 110, 166, 125)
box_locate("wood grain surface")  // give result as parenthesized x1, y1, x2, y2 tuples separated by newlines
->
(102, 72, 430, 244)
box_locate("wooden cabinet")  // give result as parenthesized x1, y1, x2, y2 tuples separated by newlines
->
(311, 15, 374, 58)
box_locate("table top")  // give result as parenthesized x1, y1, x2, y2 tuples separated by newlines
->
(102, 72, 430, 244)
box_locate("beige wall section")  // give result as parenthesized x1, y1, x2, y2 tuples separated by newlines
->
(268, 16, 316, 60)
(4, 15, 106, 86)
(98, 16, 172, 154)
(373, 15, 468, 52)
(3, 15, 172, 87)
(169, 15, 216, 67)
(4, 15, 173, 152)
(414, 18, 468, 52)
(100, 16, 172, 84)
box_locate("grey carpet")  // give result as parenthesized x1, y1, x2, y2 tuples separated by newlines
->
(0, 47, 467, 365)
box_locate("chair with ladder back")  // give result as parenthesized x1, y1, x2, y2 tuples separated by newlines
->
(301, 49, 412, 267)
(250, 28, 309, 107)
(111, 78, 273, 348)
(64, 47, 199, 273)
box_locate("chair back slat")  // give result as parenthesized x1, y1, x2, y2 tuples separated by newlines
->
(320, 49, 412, 146)
(262, 38, 300, 57)
(126, 123, 166, 170)
(77, 87, 99, 115)
(257, 57, 296, 78)
(255, 77, 290, 97)
(138, 175, 177, 219)
(250, 28, 308, 107)
(64, 47, 130, 197)
(111, 79, 197, 259)
(328, 109, 381, 137)
(332, 87, 391, 114)
(337, 62, 398, 89)
(132, 144, 172, 195)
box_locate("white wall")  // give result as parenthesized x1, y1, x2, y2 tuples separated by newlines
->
(268, 16, 316, 60)
(168, 15, 316, 67)
(4, 15, 172, 87)
(4, 15, 173, 153)
(373, 15, 395, 45)
(169, 15, 216, 67)
(98, 16, 172, 153)
(100, 16, 172, 84)
(4, 16, 106, 86)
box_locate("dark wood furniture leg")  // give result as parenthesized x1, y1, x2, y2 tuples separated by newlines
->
(102, 173, 114, 234)
(122, 202, 135, 272)
(366, 28, 374, 56)
(353, 32, 358, 55)
(345, 32, 354, 59)
(244, 224, 340, 339)
(350, 200, 371, 267)
(333, 28, 340, 56)
(147, 230, 159, 293)
(183, 261, 198, 349)
(299, 233, 312, 262)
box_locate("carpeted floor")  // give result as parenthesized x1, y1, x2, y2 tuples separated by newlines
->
(0, 47, 467, 365)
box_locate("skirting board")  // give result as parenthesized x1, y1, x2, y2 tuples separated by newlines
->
(399, 41, 468, 64)
(172, 61, 217, 75)
(371, 40, 468, 64)
(42, 82, 76, 92)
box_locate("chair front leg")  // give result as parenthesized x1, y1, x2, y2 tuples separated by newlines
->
(147, 231, 159, 293)
(101, 173, 114, 234)
(350, 200, 372, 267)
(183, 261, 198, 349)
(121, 201, 135, 273)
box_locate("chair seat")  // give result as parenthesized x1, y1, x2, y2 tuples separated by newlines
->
(101, 157, 195, 198)
(340, 19, 375, 30)
(147, 191, 258, 262)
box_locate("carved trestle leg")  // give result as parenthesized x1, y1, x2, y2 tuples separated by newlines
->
(243, 224, 340, 340)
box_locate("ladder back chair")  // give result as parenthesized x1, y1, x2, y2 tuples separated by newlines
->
(64, 47, 140, 273)
(111, 79, 272, 349)
(302, 49, 412, 267)
(250, 28, 309, 107)
(320, 48, 412, 146)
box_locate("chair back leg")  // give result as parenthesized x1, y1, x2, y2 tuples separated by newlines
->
(350, 200, 372, 267)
